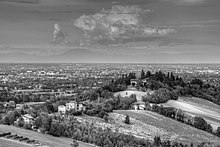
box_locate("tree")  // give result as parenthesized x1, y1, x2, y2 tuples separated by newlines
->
(206, 124, 213, 133)
(140, 70, 145, 79)
(17, 117, 24, 127)
(124, 114, 130, 124)
(146, 71, 152, 77)
(194, 116, 208, 131)
(153, 136, 162, 146)
(103, 114, 109, 123)
(49, 121, 61, 137)
(216, 127, 220, 137)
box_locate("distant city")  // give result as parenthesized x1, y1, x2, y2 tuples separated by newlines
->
(0, 63, 220, 92)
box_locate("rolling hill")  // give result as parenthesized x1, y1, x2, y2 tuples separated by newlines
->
(115, 110, 220, 145)
(162, 97, 220, 130)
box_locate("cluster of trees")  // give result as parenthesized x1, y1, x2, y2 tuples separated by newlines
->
(151, 104, 220, 136)
(83, 94, 137, 119)
(142, 88, 178, 103)
(140, 70, 185, 89)
(139, 70, 220, 105)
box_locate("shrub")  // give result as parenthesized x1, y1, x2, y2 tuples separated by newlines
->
(69, 111, 82, 116)
(124, 114, 130, 124)
(24, 123, 32, 130)
(70, 139, 79, 147)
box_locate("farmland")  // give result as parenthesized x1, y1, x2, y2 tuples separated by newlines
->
(115, 110, 220, 145)
(0, 125, 95, 147)
(162, 97, 220, 130)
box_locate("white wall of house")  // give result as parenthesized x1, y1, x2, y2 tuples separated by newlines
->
(58, 105, 66, 114)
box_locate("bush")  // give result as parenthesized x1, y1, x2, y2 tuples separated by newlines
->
(98, 110, 106, 118)
(69, 111, 82, 116)
(70, 139, 79, 147)
(24, 123, 32, 130)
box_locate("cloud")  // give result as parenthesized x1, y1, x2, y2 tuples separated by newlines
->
(74, 5, 175, 45)
(52, 23, 65, 45)
(165, 0, 208, 5)
(0, 0, 40, 4)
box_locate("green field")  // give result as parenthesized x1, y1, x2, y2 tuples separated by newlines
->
(115, 110, 220, 145)
(162, 97, 220, 130)
(114, 90, 150, 101)
(0, 125, 95, 147)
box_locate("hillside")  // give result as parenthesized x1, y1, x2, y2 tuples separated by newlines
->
(114, 110, 220, 145)
(162, 97, 220, 130)
(0, 125, 94, 147)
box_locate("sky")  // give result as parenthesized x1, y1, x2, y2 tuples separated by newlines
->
(0, 0, 220, 63)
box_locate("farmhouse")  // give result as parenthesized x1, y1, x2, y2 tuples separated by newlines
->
(130, 79, 138, 87)
(58, 105, 66, 114)
(66, 101, 76, 111)
(59, 101, 86, 114)
(22, 114, 34, 125)
(132, 102, 146, 110)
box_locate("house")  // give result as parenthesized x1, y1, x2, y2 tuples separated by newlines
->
(141, 78, 151, 87)
(77, 102, 86, 111)
(132, 102, 146, 110)
(58, 105, 66, 114)
(66, 101, 77, 111)
(130, 79, 138, 87)
(15, 104, 24, 110)
(66, 101, 86, 111)
(9, 101, 16, 108)
(22, 114, 34, 125)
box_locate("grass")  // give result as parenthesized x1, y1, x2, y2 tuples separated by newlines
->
(0, 125, 95, 147)
(115, 110, 220, 145)
(114, 90, 150, 101)
(162, 97, 220, 130)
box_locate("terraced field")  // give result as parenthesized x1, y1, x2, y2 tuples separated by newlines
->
(115, 110, 220, 145)
(162, 97, 220, 130)
(0, 125, 95, 147)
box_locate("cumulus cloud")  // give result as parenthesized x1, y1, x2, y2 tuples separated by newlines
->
(52, 23, 65, 45)
(74, 5, 175, 45)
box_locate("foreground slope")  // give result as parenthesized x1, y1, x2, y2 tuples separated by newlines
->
(0, 125, 94, 147)
(115, 110, 220, 145)
(162, 97, 220, 130)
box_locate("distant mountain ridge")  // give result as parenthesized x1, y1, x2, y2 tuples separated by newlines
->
(0, 48, 132, 63)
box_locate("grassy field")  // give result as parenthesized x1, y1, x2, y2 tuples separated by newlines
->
(115, 110, 220, 145)
(162, 97, 220, 130)
(114, 90, 150, 101)
(0, 138, 32, 147)
(0, 125, 95, 147)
